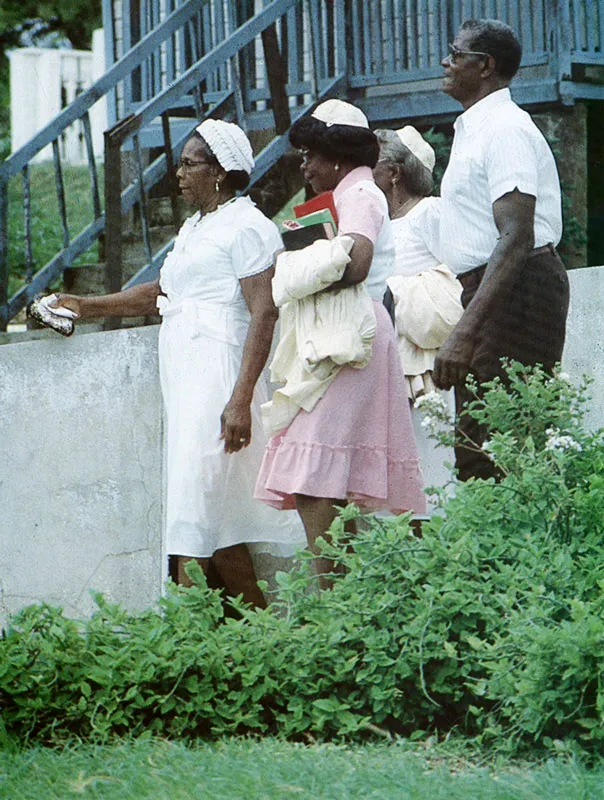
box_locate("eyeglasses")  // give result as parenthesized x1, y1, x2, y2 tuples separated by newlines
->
(177, 158, 212, 171)
(447, 43, 492, 63)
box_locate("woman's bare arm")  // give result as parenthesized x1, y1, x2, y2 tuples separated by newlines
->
(220, 267, 278, 453)
(53, 281, 162, 319)
(326, 233, 374, 290)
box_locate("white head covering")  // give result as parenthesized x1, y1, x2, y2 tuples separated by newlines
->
(311, 99, 369, 129)
(396, 126, 436, 173)
(195, 119, 254, 174)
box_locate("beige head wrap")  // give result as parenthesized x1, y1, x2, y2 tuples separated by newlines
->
(311, 99, 369, 129)
(195, 119, 254, 174)
(396, 126, 436, 173)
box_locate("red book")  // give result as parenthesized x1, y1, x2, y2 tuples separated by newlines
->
(293, 191, 338, 227)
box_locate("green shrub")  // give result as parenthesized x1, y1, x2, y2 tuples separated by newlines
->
(1, 365, 604, 754)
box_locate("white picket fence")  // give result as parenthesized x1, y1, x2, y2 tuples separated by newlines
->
(8, 30, 107, 164)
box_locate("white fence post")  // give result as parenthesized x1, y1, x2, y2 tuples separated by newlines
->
(9, 40, 107, 165)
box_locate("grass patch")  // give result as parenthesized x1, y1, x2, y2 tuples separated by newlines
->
(6, 168, 298, 302)
(7, 161, 105, 296)
(0, 738, 602, 800)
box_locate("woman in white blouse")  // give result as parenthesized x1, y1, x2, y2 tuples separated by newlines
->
(373, 126, 463, 402)
(372, 127, 463, 493)
(46, 120, 304, 606)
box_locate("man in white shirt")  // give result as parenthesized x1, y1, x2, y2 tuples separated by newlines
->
(433, 18, 570, 480)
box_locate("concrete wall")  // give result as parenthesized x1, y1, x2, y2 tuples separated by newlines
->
(1, 266, 603, 626)
(560, 266, 604, 432)
(0, 327, 164, 626)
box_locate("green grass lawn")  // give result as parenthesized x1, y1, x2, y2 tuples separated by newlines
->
(0, 738, 602, 800)
(7, 162, 105, 297)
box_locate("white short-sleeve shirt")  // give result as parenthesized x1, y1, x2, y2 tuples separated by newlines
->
(391, 197, 442, 276)
(159, 195, 283, 309)
(440, 88, 562, 275)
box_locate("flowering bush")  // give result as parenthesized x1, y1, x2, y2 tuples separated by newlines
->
(1, 364, 604, 753)
(415, 362, 603, 541)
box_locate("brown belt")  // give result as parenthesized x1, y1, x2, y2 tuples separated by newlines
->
(531, 243, 556, 257)
(457, 243, 557, 289)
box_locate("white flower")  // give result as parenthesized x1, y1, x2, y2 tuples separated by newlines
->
(544, 430, 583, 453)
(414, 391, 448, 415)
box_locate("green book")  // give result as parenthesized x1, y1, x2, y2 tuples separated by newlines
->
(280, 208, 337, 250)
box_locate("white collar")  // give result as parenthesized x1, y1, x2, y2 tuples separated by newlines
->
(454, 87, 512, 134)
(190, 195, 242, 226)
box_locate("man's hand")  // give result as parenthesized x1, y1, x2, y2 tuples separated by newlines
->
(433, 328, 475, 390)
(220, 397, 252, 454)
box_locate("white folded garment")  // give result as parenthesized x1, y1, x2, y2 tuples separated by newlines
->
(39, 294, 79, 319)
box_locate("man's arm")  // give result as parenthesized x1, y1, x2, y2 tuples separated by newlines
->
(433, 189, 535, 390)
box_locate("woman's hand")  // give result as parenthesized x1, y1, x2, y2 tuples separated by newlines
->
(50, 294, 83, 318)
(49, 282, 161, 319)
(220, 396, 252, 453)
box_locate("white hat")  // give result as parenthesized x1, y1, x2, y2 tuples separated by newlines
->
(195, 119, 254, 174)
(396, 126, 436, 173)
(311, 99, 369, 129)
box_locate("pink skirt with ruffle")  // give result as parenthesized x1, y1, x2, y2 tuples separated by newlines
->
(254, 302, 426, 514)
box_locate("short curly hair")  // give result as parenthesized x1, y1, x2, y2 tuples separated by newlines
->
(289, 112, 379, 169)
(460, 19, 522, 80)
(374, 129, 433, 197)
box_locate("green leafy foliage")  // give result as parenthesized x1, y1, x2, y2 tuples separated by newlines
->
(6, 162, 104, 296)
(1, 365, 604, 755)
(422, 128, 452, 190)
(0, 1, 102, 53)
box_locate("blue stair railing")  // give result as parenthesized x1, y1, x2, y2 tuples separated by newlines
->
(2, 0, 603, 331)
(0, 0, 347, 330)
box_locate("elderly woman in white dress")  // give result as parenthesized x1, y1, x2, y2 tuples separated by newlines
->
(372, 127, 463, 488)
(44, 120, 304, 607)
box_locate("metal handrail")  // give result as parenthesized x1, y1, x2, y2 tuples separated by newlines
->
(0, 0, 209, 329)
(105, 0, 346, 294)
(3, 0, 603, 330)
(0, 0, 346, 329)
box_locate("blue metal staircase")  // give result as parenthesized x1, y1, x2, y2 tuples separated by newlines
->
(2, 0, 603, 330)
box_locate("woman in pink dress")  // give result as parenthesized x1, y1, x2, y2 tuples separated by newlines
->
(255, 100, 426, 586)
